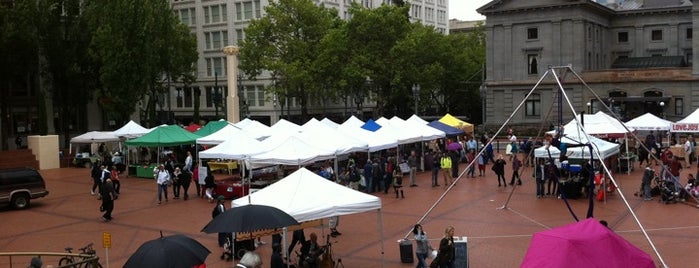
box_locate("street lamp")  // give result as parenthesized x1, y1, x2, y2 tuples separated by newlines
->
(586, 102, 591, 114)
(214, 72, 220, 118)
(238, 74, 248, 118)
(660, 101, 665, 119)
(412, 84, 420, 116)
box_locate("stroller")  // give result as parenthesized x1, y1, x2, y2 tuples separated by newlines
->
(659, 178, 680, 204)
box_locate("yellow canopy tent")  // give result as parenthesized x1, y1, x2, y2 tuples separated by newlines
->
(439, 113, 474, 135)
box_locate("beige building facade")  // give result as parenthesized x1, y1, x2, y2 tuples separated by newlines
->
(478, 0, 698, 128)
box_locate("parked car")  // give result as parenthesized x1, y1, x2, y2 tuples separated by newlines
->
(0, 167, 49, 209)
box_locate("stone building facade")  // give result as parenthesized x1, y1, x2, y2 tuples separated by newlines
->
(477, 0, 698, 129)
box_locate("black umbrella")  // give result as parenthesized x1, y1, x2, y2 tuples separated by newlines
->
(201, 204, 299, 233)
(124, 232, 210, 268)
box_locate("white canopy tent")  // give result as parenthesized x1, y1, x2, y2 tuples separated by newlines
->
(625, 113, 673, 131)
(390, 116, 445, 141)
(246, 135, 337, 168)
(553, 112, 632, 138)
(235, 118, 273, 139)
(198, 131, 263, 160)
(320, 118, 340, 128)
(270, 118, 302, 133)
(113, 120, 150, 139)
(337, 124, 399, 152)
(300, 120, 368, 155)
(406, 114, 429, 125)
(196, 124, 246, 145)
(671, 108, 699, 133)
(232, 168, 385, 266)
(340, 115, 365, 129)
(70, 131, 120, 144)
(375, 117, 423, 144)
(534, 135, 621, 160)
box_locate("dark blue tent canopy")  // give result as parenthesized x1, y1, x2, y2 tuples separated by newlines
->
(428, 120, 464, 136)
(361, 119, 382, 132)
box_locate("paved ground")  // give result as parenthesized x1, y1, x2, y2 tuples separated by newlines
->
(1, 160, 698, 268)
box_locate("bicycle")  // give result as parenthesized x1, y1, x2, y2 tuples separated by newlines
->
(58, 242, 102, 268)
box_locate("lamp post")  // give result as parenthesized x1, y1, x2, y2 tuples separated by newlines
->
(238, 74, 248, 119)
(412, 84, 420, 116)
(214, 72, 220, 118)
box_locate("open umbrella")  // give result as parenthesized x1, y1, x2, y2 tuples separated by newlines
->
(521, 218, 655, 268)
(446, 142, 462, 151)
(124, 232, 210, 268)
(201, 204, 299, 233)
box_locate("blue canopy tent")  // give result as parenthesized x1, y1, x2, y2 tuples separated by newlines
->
(361, 119, 382, 132)
(428, 120, 464, 136)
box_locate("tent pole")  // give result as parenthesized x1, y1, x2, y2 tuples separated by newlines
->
(283, 227, 289, 268)
(379, 208, 385, 268)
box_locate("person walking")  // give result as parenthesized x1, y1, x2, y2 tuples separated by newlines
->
(509, 154, 522, 185)
(466, 150, 476, 178)
(433, 226, 455, 268)
(642, 163, 655, 201)
(413, 224, 430, 268)
(90, 160, 102, 196)
(204, 166, 216, 202)
(493, 154, 507, 187)
(101, 177, 117, 222)
(212, 196, 232, 261)
(408, 150, 418, 187)
(110, 166, 121, 195)
(155, 164, 171, 204)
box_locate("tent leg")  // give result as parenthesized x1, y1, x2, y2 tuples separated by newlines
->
(379, 208, 385, 268)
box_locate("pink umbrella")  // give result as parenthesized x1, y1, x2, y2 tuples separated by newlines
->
(521, 218, 655, 268)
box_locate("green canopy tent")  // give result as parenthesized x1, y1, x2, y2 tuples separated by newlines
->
(125, 125, 201, 147)
(125, 125, 201, 177)
(194, 120, 230, 137)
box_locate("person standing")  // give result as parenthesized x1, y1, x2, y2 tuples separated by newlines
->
(155, 164, 170, 204)
(270, 243, 285, 268)
(434, 226, 455, 268)
(204, 166, 216, 202)
(684, 137, 692, 168)
(184, 151, 194, 172)
(408, 150, 418, 187)
(179, 166, 192, 200)
(101, 177, 116, 222)
(393, 164, 405, 198)
(431, 152, 441, 187)
(509, 154, 522, 185)
(110, 166, 121, 195)
(493, 154, 507, 187)
(477, 152, 486, 177)
(466, 150, 476, 178)
(287, 229, 306, 257)
(413, 224, 430, 268)
(364, 160, 374, 193)
(172, 167, 182, 199)
(212, 196, 232, 261)
(642, 163, 655, 201)
(440, 153, 453, 188)
(466, 136, 478, 152)
(535, 159, 545, 198)
(14, 136, 22, 149)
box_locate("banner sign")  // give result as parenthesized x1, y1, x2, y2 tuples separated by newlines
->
(671, 123, 699, 132)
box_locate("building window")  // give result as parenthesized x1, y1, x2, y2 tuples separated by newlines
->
(203, 4, 227, 24)
(527, 28, 538, 40)
(528, 54, 538, 74)
(176, 88, 183, 108)
(205, 57, 226, 77)
(687, 28, 693, 40)
(178, 8, 196, 26)
(525, 94, 541, 116)
(204, 31, 228, 50)
(184, 87, 193, 108)
(617, 32, 628, 43)
(676, 98, 684, 115)
(236, 29, 244, 44)
(651, 30, 663, 41)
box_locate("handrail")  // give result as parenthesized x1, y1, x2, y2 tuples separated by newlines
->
(0, 252, 100, 268)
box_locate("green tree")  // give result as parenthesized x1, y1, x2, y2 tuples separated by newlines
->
(33, 0, 99, 143)
(0, 1, 40, 148)
(239, 0, 340, 120)
(343, 3, 412, 117)
(87, 0, 197, 127)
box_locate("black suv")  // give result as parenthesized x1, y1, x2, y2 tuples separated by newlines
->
(0, 167, 49, 209)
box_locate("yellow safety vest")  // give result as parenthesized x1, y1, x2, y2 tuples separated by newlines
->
(440, 156, 452, 169)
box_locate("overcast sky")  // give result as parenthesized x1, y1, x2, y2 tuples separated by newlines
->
(449, 0, 490, 21)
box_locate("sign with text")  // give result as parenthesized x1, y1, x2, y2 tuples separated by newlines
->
(672, 123, 699, 132)
(102, 232, 112, 249)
